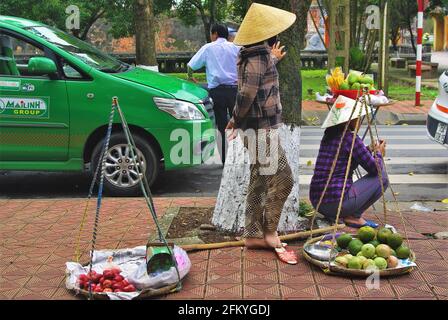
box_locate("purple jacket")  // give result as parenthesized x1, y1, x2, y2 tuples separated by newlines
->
(309, 131, 384, 206)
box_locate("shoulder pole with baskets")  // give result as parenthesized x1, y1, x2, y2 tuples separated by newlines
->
(74, 97, 181, 299)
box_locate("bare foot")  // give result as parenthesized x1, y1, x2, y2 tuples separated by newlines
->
(343, 216, 366, 226)
(264, 232, 282, 249)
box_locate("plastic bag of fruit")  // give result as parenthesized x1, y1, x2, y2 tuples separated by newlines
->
(65, 245, 190, 300)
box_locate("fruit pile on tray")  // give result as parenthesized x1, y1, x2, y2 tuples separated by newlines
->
(326, 68, 377, 100)
(303, 226, 416, 277)
(333, 226, 413, 271)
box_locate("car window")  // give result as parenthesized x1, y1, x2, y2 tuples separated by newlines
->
(61, 58, 83, 79)
(0, 33, 46, 77)
(25, 26, 128, 73)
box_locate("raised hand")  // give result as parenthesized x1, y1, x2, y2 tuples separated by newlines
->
(271, 41, 286, 61)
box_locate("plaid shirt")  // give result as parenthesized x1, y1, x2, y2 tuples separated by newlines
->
(309, 131, 384, 206)
(230, 45, 282, 130)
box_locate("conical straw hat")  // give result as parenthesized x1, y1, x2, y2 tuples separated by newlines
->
(321, 95, 372, 129)
(233, 3, 297, 46)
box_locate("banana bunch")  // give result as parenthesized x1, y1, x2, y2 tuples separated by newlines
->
(326, 67, 345, 91)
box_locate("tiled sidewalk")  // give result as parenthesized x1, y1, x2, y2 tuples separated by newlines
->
(0, 197, 447, 300)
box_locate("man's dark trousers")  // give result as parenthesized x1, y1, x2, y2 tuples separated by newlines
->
(209, 85, 237, 164)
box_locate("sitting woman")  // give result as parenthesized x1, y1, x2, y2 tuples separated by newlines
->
(309, 98, 389, 228)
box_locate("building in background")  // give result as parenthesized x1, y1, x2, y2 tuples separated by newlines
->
(431, 5, 448, 51)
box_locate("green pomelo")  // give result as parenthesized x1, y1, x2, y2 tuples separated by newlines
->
(377, 228, 393, 244)
(348, 257, 363, 269)
(336, 233, 353, 249)
(339, 82, 350, 90)
(363, 259, 377, 270)
(348, 239, 364, 256)
(359, 75, 374, 85)
(374, 257, 388, 270)
(344, 254, 354, 261)
(390, 249, 397, 257)
(361, 243, 376, 258)
(351, 82, 361, 90)
(396, 246, 411, 259)
(347, 73, 359, 85)
(357, 256, 367, 265)
(335, 256, 348, 267)
(358, 226, 376, 243)
(376, 244, 392, 258)
(387, 233, 403, 249)
(369, 240, 380, 247)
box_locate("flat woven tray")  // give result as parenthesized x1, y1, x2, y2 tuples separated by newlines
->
(302, 235, 416, 278)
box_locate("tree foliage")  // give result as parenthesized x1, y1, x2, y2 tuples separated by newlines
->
(0, 0, 174, 40)
(175, 0, 229, 42)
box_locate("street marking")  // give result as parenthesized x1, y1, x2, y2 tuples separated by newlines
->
(299, 174, 448, 185)
(299, 157, 448, 165)
(299, 144, 446, 150)
(300, 135, 428, 140)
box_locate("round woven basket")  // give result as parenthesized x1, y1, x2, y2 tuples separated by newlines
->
(302, 236, 416, 278)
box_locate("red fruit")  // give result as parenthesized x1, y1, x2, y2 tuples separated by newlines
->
(99, 276, 105, 285)
(111, 267, 122, 274)
(103, 270, 114, 279)
(79, 274, 89, 282)
(112, 282, 124, 290)
(103, 288, 113, 293)
(121, 280, 129, 287)
(87, 270, 97, 278)
(114, 289, 122, 293)
(123, 284, 136, 292)
(94, 287, 103, 293)
(103, 280, 113, 288)
(92, 274, 102, 283)
(113, 275, 124, 282)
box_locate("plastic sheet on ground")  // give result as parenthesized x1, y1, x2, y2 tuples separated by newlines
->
(410, 202, 434, 212)
(66, 245, 191, 300)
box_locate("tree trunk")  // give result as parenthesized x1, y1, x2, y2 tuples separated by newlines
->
(407, 18, 417, 55)
(134, 0, 157, 65)
(257, 0, 311, 125)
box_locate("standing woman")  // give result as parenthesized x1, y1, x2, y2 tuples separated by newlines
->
(310, 96, 389, 228)
(226, 3, 298, 264)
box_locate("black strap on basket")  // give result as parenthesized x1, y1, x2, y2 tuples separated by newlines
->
(77, 97, 181, 299)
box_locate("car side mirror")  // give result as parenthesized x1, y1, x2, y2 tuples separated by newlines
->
(28, 57, 57, 75)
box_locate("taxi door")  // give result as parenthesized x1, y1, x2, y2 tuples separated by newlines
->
(0, 30, 69, 161)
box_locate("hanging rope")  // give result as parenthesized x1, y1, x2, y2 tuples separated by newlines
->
(86, 103, 116, 299)
(113, 98, 182, 289)
(326, 100, 365, 265)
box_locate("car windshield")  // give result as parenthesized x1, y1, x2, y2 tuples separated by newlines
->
(24, 25, 129, 73)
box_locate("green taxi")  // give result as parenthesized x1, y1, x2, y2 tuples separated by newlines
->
(0, 16, 216, 196)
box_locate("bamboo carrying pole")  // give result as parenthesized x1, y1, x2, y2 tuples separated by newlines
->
(180, 224, 346, 252)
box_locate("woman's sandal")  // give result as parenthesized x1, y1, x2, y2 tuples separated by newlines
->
(274, 247, 298, 265)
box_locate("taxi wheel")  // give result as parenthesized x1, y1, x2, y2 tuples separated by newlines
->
(91, 133, 160, 196)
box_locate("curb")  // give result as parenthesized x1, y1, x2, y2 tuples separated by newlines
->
(301, 111, 427, 126)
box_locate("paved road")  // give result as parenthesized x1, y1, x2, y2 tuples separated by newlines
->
(0, 125, 446, 200)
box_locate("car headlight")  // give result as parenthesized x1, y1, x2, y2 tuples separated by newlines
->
(153, 97, 205, 120)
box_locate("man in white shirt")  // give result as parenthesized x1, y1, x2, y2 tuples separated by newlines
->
(187, 24, 239, 164)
